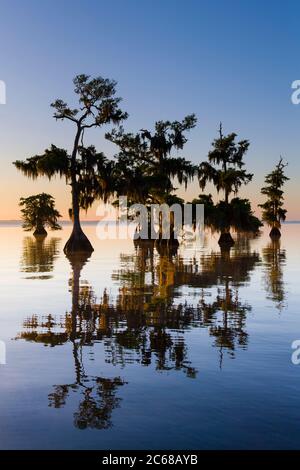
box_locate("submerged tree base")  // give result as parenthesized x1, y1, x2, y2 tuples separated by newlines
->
(155, 238, 179, 257)
(33, 227, 47, 236)
(218, 232, 235, 247)
(64, 228, 94, 255)
(156, 237, 179, 247)
(269, 227, 281, 238)
(134, 238, 155, 248)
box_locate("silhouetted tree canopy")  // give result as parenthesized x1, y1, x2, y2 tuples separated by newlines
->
(14, 74, 127, 253)
(196, 124, 261, 244)
(259, 157, 289, 236)
(107, 115, 197, 205)
(19, 193, 61, 235)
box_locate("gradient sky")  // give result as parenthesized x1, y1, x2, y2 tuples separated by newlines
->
(0, 0, 299, 220)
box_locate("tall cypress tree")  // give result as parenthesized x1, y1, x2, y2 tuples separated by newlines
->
(14, 75, 127, 254)
(198, 124, 257, 245)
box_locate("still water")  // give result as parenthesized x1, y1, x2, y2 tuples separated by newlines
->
(0, 222, 300, 450)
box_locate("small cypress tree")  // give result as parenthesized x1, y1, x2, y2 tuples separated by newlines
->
(19, 193, 62, 236)
(259, 158, 289, 238)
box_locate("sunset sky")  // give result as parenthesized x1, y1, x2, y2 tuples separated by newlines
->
(0, 0, 299, 220)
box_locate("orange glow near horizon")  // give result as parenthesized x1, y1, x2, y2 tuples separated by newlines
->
(1, 172, 298, 221)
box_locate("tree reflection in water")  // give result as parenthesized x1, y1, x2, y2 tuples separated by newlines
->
(48, 377, 126, 430)
(262, 238, 286, 311)
(20, 235, 61, 280)
(197, 244, 259, 367)
(19, 252, 127, 430)
(105, 240, 260, 369)
(16, 237, 266, 429)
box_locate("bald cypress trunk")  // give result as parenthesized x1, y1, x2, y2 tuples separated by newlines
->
(218, 230, 234, 246)
(64, 183, 94, 254)
(64, 127, 94, 255)
(269, 226, 281, 238)
(33, 225, 47, 236)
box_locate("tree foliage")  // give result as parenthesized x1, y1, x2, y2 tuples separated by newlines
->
(15, 145, 115, 212)
(14, 75, 128, 253)
(51, 74, 128, 128)
(196, 124, 261, 237)
(14, 74, 128, 212)
(191, 195, 262, 234)
(107, 115, 197, 206)
(259, 157, 289, 228)
(198, 123, 252, 203)
(19, 193, 61, 232)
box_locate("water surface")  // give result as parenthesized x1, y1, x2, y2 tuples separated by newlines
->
(0, 223, 299, 450)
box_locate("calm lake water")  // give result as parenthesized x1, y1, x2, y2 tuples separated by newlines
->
(0, 222, 300, 450)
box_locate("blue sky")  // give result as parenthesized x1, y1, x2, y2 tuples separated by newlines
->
(0, 0, 299, 219)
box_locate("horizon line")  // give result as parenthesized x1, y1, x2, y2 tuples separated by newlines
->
(1, 219, 300, 224)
